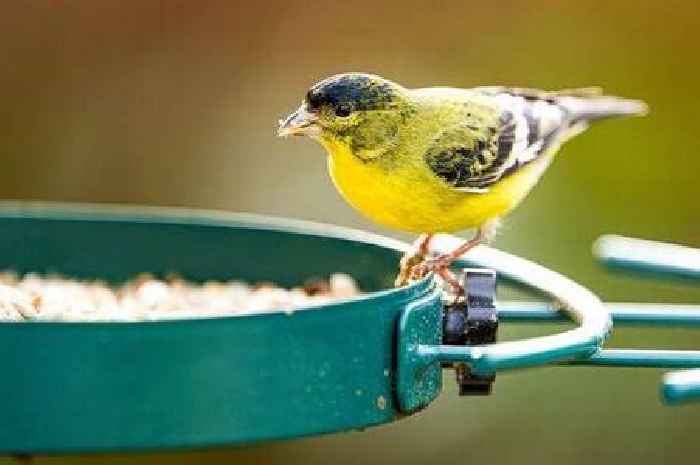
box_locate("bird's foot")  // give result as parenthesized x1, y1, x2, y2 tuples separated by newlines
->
(394, 248, 428, 287)
(409, 254, 464, 298)
(395, 234, 434, 287)
(396, 248, 465, 298)
(408, 254, 452, 280)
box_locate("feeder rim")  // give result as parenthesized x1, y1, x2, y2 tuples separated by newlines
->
(0, 200, 414, 252)
(0, 200, 438, 324)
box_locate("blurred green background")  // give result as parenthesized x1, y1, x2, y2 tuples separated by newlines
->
(1, 1, 699, 464)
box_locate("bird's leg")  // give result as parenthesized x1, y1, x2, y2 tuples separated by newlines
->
(395, 234, 433, 287)
(409, 227, 486, 290)
(436, 267, 463, 298)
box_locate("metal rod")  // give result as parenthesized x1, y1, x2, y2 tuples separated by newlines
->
(594, 234, 700, 280)
(663, 369, 700, 404)
(498, 302, 700, 326)
(424, 234, 700, 402)
(418, 338, 598, 370)
(420, 346, 700, 369)
(592, 235, 700, 403)
(427, 235, 611, 374)
(564, 349, 700, 368)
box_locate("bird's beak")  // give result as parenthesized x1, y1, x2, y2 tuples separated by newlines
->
(278, 106, 320, 137)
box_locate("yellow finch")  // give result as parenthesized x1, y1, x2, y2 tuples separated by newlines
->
(278, 73, 647, 289)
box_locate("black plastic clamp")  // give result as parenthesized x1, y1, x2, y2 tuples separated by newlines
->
(442, 268, 499, 395)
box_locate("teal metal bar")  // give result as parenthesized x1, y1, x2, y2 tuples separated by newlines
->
(426, 235, 612, 375)
(420, 346, 700, 370)
(592, 234, 700, 403)
(498, 302, 700, 326)
(417, 337, 597, 372)
(663, 369, 700, 404)
(416, 234, 700, 403)
(594, 234, 700, 280)
(565, 349, 700, 368)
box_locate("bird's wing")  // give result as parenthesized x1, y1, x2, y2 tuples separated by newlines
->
(424, 90, 569, 191)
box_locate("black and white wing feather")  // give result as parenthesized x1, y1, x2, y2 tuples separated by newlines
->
(423, 87, 646, 192)
(424, 90, 568, 191)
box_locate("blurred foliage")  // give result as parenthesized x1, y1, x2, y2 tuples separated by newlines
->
(0, 1, 698, 464)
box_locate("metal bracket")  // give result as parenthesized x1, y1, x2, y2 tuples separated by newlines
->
(398, 234, 700, 409)
(443, 269, 498, 395)
(397, 238, 611, 413)
(396, 283, 445, 413)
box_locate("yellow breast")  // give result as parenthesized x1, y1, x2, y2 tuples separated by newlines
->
(324, 140, 553, 234)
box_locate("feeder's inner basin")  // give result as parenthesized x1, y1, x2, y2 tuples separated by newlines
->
(0, 271, 361, 321)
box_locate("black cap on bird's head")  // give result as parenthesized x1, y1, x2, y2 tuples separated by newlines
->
(306, 73, 399, 116)
(278, 73, 405, 138)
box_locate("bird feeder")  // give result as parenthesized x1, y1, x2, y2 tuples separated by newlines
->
(0, 203, 698, 455)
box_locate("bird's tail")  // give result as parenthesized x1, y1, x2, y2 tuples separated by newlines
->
(556, 89, 648, 124)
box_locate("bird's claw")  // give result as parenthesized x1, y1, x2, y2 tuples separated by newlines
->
(400, 254, 465, 300)
(408, 254, 452, 280)
(395, 249, 465, 302)
(394, 248, 428, 287)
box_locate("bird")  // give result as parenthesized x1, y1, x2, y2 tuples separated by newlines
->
(278, 73, 647, 292)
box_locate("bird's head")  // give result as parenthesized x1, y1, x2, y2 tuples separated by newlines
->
(278, 73, 411, 161)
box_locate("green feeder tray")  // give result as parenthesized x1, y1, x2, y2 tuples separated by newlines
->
(0, 203, 443, 454)
(0, 203, 697, 455)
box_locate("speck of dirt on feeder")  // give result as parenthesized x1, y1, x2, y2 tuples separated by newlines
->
(0, 271, 360, 322)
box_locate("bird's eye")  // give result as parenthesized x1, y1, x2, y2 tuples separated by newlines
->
(334, 105, 352, 118)
(306, 91, 321, 111)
